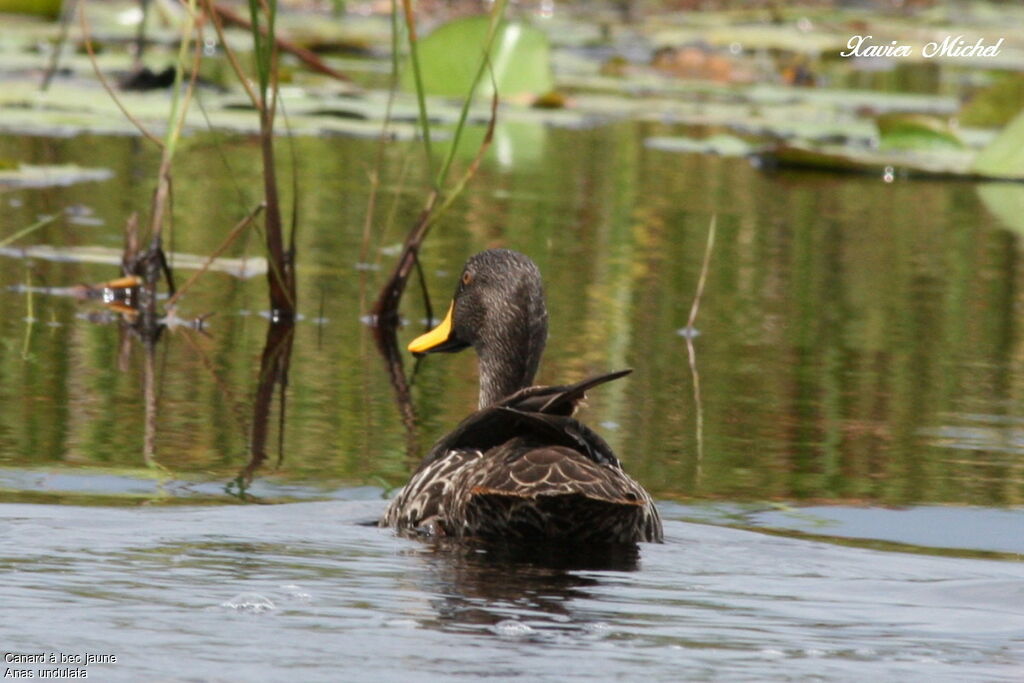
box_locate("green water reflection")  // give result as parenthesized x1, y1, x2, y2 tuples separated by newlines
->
(0, 123, 1022, 507)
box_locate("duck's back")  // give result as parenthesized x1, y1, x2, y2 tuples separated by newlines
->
(381, 372, 663, 543)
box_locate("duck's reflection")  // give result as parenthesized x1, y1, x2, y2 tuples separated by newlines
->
(410, 540, 639, 634)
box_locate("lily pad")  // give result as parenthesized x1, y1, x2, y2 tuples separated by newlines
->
(958, 74, 1024, 128)
(401, 17, 553, 98)
(876, 114, 963, 151)
(0, 164, 114, 187)
(762, 107, 1024, 180)
(763, 142, 976, 178)
(971, 109, 1024, 181)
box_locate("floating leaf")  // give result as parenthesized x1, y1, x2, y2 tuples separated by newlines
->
(971, 109, 1024, 181)
(958, 74, 1024, 128)
(876, 114, 963, 151)
(401, 18, 553, 98)
(763, 142, 976, 178)
(764, 107, 1024, 181)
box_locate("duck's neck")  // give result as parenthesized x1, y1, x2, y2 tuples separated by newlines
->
(478, 349, 539, 408)
(476, 296, 548, 409)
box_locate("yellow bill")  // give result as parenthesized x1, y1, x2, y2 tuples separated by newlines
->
(408, 302, 455, 353)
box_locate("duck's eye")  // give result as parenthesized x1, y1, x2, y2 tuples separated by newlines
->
(461, 271, 473, 286)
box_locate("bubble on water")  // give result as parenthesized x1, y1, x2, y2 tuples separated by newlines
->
(491, 619, 534, 637)
(221, 593, 276, 613)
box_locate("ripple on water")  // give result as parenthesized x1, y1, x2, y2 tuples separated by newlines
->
(490, 619, 536, 638)
(220, 593, 277, 614)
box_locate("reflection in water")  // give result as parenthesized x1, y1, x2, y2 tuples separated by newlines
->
(371, 321, 420, 461)
(680, 216, 716, 484)
(229, 318, 297, 497)
(1, 132, 1023, 508)
(411, 540, 639, 635)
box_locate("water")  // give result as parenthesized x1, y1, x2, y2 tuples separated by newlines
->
(2, 502, 1022, 682)
(2, 114, 1024, 678)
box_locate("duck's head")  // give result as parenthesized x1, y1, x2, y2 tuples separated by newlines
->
(408, 249, 549, 408)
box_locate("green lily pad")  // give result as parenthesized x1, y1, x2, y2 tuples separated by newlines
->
(765, 142, 976, 178)
(958, 74, 1024, 128)
(971, 109, 1024, 181)
(764, 107, 1024, 180)
(876, 114, 963, 151)
(401, 17, 553, 98)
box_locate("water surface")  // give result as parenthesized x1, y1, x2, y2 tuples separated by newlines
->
(3, 502, 1022, 681)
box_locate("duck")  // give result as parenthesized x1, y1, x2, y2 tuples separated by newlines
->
(380, 249, 663, 544)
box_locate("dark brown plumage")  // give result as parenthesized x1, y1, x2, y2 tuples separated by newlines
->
(380, 249, 663, 544)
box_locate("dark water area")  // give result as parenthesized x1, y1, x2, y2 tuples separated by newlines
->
(2, 121, 1024, 679)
